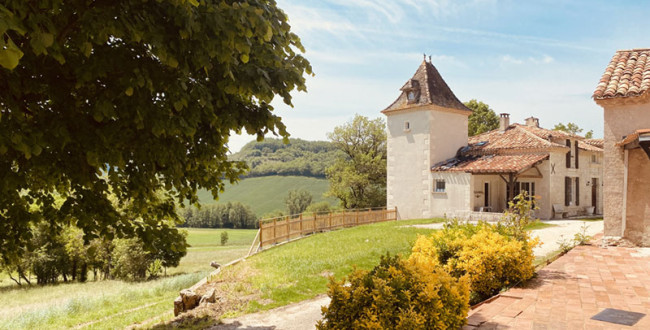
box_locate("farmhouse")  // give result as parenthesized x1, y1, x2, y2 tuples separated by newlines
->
(383, 59, 603, 220)
(593, 48, 650, 246)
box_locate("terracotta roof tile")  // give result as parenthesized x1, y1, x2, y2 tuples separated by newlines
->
(383, 60, 471, 113)
(593, 49, 650, 99)
(431, 154, 549, 174)
(466, 124, 566, 154)
(583, 138, 604, 149)
(578, 140, 602, 152)
(616, 128, 650, 146)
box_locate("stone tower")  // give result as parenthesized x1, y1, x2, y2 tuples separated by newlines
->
(381, 59, 471, 219)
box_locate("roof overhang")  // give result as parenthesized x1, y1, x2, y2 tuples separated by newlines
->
(618, 129, 650, 159)
(431, 153, 549, 175)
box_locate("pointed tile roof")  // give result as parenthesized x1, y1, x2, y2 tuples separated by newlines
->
(593, 49, 650, 100)
(382, 60, 471, 113)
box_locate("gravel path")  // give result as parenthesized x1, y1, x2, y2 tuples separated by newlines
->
(212, 220, 603, 330)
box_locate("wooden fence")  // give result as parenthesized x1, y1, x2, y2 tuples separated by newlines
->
(256, 207, 397, 249)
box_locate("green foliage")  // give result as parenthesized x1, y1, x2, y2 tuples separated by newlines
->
(232, 138, 341, 178)
(465, 99, 499, 136)
(111, 239, 152, 281)
(326, 115, 387, 209)
(553, 122, 593, 138)
(285, 189, 313, 215)
(305, 201, 334, 215)
(220, 231, 229, 246)
(317, 254, 469, 329)
(0, 0, 311, 263)
(179, 202, 258, 228)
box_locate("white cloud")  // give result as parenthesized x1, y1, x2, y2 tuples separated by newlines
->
(500, 54, 555, 65)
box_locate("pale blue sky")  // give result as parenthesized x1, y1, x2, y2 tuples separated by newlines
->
(229, 0, 650, 151)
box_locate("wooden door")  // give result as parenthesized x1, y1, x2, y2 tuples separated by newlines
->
(591, 178, 598, 210)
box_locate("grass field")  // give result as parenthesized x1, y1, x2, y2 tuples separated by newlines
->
(195, 175, 338, 216)
(214, 218, 445, 314)
(0, 228, 257, 330)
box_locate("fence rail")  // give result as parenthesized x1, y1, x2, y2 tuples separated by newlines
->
(256, 207, 397, 249)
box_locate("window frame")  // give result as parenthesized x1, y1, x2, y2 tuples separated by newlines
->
(434, 179, 446, 193)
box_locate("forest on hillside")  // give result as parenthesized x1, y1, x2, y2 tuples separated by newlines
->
(231, 138, 342, 178)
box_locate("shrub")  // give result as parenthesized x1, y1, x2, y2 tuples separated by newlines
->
(111, 239, 150, 281)
(410, 223, 538, 304)
(305, 201, 333, 215)
(220, 231, 229, 246)
(317, 254, 469, 330)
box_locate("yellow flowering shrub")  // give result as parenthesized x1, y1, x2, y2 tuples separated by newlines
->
(410, 223, 538, 304)
(317, 254, 470, 330)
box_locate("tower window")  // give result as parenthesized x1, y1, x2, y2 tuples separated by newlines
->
(435, 180, 446, 192)
(404, 121, 411, 132)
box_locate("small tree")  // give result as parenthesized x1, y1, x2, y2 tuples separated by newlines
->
(285, 189, 313, 215)
(553, 122, 593, 138)
(326, 115, 387, 209)
(220, 231, 229, 246)
(465, 99, 499, 136)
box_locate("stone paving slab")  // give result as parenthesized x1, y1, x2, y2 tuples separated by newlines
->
(465, 240, 650, 329)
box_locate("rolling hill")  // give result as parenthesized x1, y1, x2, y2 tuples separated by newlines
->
(196, 175, 337, 217)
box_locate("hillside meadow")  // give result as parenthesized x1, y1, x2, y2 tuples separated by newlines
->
(195, 175, 338, 216)
(0, 228, 257, 330)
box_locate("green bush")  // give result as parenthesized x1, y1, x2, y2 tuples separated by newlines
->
(317, 254, 469, 329)
(220, 231, 229, 246)
(111, 239, 150, 281)
(305, 201, 334, 215)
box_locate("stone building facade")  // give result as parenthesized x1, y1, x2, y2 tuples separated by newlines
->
(383, 60, 603, 220)
(593, 48, 650, 246)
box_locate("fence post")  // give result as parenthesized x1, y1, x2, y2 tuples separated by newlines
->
(299, 213, 303, 236)
(355, 210, 359, 225)
(259, 220, 263, 247)
(328, 211, 332, 230)
(273, 218, 277, 244)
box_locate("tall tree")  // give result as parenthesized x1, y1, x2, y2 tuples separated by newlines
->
(465, 99, 499, 136)
(0, 1, 311, 262)
(285, 189, 313, 215)
(553, 122, 593, 138)
(326, 115, 386, 209)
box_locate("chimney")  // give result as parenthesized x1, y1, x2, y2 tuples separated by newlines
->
(499, 113, 510, 131)
(525, 116, 539, 127)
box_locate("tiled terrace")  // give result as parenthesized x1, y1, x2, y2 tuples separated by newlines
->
(464, 238, 650, 329)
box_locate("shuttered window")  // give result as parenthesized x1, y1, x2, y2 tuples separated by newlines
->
(575, 141, 579, 169)
(566, 139, 571, 168)
(575, 177, 580, 206)
(565, 176, 571, 206)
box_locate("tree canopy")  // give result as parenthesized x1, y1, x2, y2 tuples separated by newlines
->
(465, 99, 499, 136)
(553, 122, 593, 138)
(0, 0, 311, 262)
(232, 138, 341, 178)
(326, 115, 386, 209)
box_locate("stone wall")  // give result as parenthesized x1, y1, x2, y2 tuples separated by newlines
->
(600, 100, 650, 240)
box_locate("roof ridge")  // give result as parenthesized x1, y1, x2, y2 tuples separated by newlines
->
(514, 125, 559, 147)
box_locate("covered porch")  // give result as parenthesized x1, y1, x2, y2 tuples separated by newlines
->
(433, 153, 549, 219)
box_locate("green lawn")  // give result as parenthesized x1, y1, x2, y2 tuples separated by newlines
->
(216, 218, 445, 313)
(524, 220, 558, 231)
(0, 228, 257, 330)
(195, 175, 338, 216)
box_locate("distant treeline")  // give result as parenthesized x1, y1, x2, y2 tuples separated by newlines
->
(231, 138, 341, 178)
(179, 202, 258, 229)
